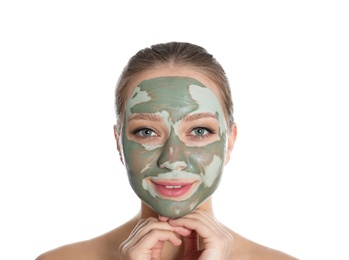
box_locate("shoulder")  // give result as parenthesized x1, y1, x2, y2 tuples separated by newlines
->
(248, 246, 299, 260)
(230, 231, 299, 260)
(36, 220, 136, 260)
(36, 240, 91, 260)
(35, 238, 110, 260)
(35, 228, 127, 260)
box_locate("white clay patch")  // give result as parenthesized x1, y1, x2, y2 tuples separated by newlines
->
(202, 155, 222, 187)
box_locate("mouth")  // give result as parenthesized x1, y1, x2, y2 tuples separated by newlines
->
(147, 179, 200, 201)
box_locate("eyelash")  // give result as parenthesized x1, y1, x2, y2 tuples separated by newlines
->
(189, 127, 215, 138)
(132, 128, 158, 139)
(131, 126, 216, 140)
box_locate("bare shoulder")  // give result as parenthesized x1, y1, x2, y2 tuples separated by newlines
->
(231, 231, 299, 260)
(36, 220, 135, 260)
(247, 245, 299, 260)
(36, 239, 100, 260)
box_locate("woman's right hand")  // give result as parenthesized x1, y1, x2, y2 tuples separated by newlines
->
(119, 217, 191, 260)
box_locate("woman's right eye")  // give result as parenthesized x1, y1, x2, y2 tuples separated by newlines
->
(133, 128, 157, 138)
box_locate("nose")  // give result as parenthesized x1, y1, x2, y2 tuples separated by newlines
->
(159, 160, 187, 171)
(158, 133, 188, 171)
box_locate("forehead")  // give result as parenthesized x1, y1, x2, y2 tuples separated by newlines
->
(126, 67, 224, 107)
(131, 76, 209, 108)
(125, 76, 223, 121)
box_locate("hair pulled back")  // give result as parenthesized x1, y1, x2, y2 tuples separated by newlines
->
(115, 42, 234, 133)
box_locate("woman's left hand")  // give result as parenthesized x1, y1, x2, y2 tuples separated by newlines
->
(166, 209, 234, 260)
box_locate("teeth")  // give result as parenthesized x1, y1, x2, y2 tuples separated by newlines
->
(165, 185, 182, 189)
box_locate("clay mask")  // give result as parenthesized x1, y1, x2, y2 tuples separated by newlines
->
(122, 77, 228, 218)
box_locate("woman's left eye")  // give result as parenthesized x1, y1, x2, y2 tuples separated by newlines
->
(190, 127, 212, 137)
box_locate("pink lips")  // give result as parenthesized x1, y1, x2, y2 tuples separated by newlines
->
(151, 180, 194, 198)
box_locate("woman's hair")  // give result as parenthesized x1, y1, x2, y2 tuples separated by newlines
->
(115, 42, 234, 133)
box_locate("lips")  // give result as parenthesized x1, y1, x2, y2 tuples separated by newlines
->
(149, 179, 199, 201)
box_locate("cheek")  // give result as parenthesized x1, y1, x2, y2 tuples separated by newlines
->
(202, 155, 224, 187)
(123, 139, 160, 175)
(188, 141, 225, 188)
(188, 140, 225, 166)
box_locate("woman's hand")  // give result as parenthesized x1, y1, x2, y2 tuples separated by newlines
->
(119, 217, 191, 260)
(167, 209, 234, 260)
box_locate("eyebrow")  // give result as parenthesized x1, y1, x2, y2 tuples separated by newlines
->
(127, 113, 163, 122)
(182, 113, 218, 122)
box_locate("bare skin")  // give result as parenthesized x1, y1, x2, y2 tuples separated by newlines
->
(36, 200, 298, 260)
(36, 67, 298, 260)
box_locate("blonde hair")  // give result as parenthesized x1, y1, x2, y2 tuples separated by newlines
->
(115, 42, 234, 133)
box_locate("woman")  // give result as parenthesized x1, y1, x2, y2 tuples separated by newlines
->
(37, 42, 297, 259)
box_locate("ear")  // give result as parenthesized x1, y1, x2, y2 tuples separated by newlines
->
(225, 123, 237, 165)
(113, 125, 124, 165)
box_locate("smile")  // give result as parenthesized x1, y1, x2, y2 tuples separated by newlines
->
(153, 181, 194, 198)
(144, 177, 201, 201)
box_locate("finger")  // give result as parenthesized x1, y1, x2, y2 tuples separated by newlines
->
(158, 215, 169, 222)
(199, 210, 233, 240)
(140, 219, 190, 238)
(120, 231, 181, 260)
(194, 210, 227, 236)
(136, 229, 182, 249)
(126, 217, 190, 247)
(183, 230, 199, 256)
(169, 210, 225, 239)
(120, 217, 162, 252)
(169, 213, 212, 239)
(121, 217, 156, 250)
(169, 210, 234, 259)
(157, 215, 191, 236)
(128, 217, 154, 238)
(120, 225, 183, 259)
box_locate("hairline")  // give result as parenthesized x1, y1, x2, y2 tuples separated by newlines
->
(116, 65, 233, 134)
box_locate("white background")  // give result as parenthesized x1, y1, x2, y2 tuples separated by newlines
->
(1, 1, 348, 259)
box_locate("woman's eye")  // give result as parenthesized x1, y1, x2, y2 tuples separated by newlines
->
(134, 128, 157, 138)
(190, 127, 211, 137)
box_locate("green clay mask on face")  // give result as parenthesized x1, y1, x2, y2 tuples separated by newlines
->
(122, 77, 228, 218)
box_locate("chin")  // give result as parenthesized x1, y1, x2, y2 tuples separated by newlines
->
(146, 197, 203, 219)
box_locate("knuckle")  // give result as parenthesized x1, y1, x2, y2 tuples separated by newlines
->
(138, 217, 157, 225)
(118, 243, 127, 258)
(145, 221, 160, 231)
(119, 241, 126, 252)
(136, 218, 146, 226)
(145, 217, 159, 226)
(149, 229, 162, 236)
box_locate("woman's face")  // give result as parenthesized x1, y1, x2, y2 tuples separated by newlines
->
(119, 69, 232, 218)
